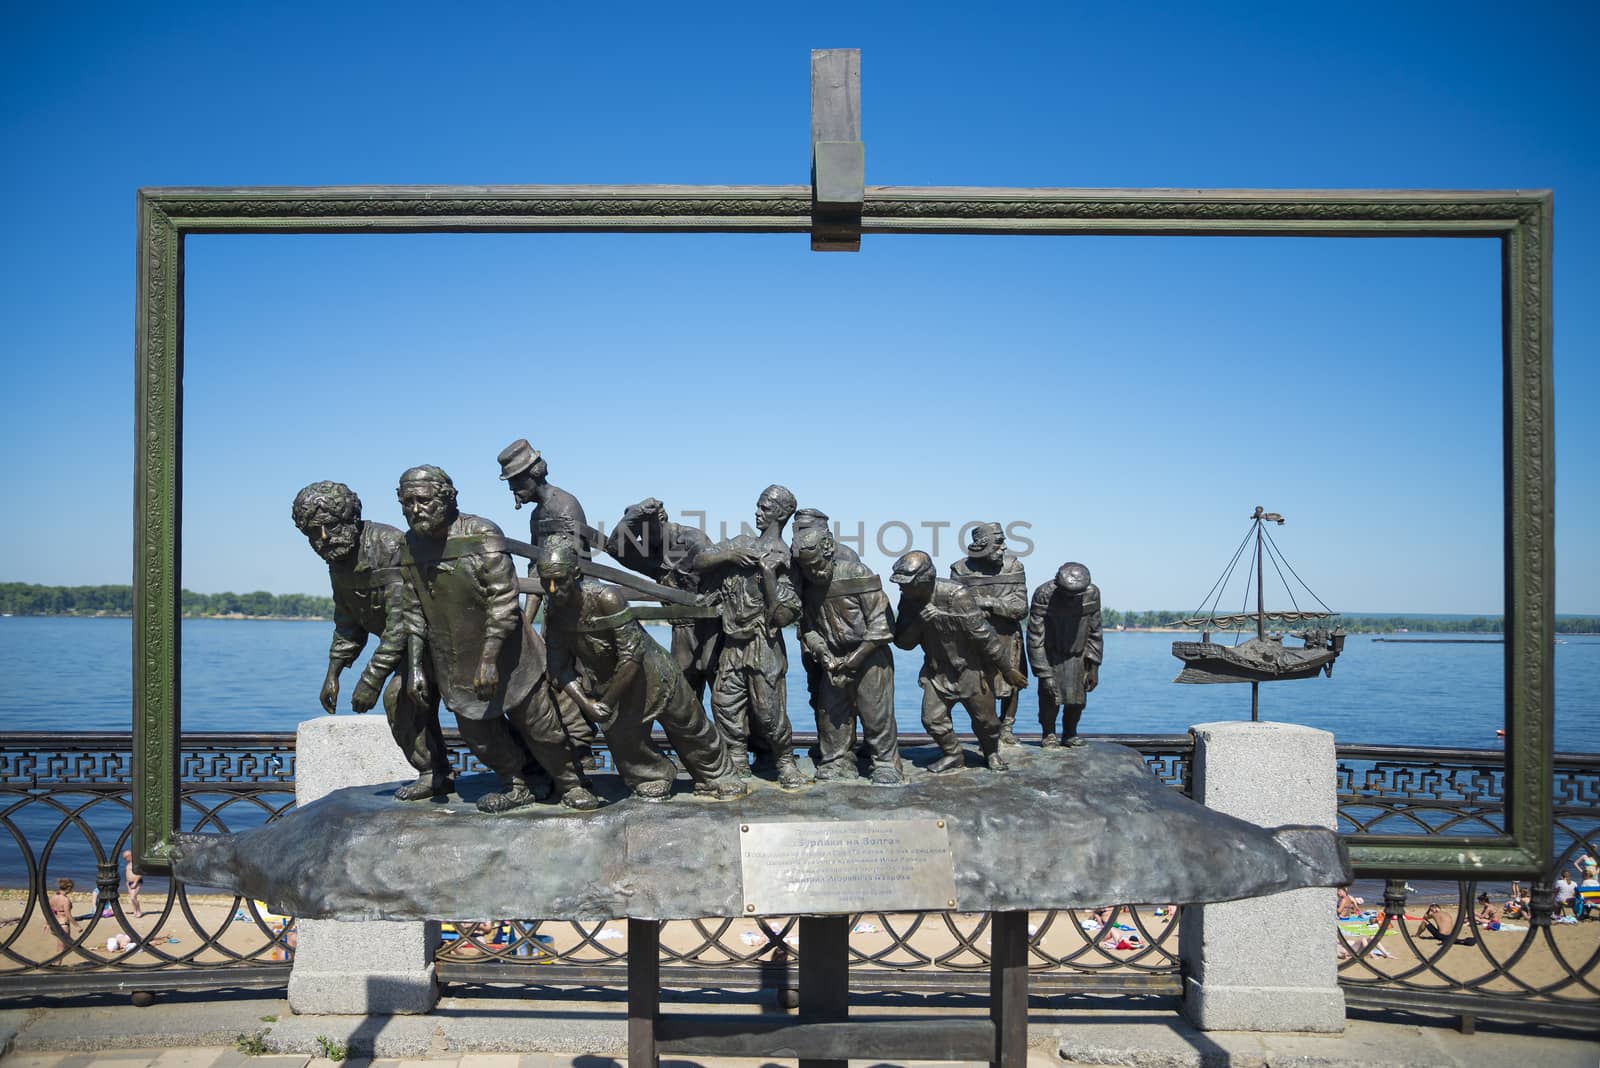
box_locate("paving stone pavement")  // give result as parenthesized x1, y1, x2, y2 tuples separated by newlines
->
(0, 997, 1593, 1068)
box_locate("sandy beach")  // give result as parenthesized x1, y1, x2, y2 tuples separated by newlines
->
(4, 890, 1594, 999)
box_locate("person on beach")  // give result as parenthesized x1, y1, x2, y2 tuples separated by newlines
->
(1475, 892, 1501, 929)
(46, 878, 76, 958)
(122, 849, 143, 918)
(1336, 886, 1364, 918)
(1415, 903, 1476, 945)
(1554, 870, 1577, 917)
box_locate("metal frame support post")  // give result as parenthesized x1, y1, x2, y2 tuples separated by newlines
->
(811, 48, 863, 251)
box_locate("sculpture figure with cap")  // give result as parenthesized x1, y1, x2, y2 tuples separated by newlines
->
(394, 464, 599, 812)
(497, 437, 598, 770)
(291, 480, 452, 801)
(792, 525, 904, 785)
(791, 507, 860, 757)
(951, 522, 1029, 746)
(1027, 562, 1103, 748)
(538, 544, 746, 801)
(891, 551, 1030, 773)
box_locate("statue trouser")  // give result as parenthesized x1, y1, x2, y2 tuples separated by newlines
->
(920, 677, 1003, 771)
(1039, 660, 1088, 745)
(813, 649, 898, 781)
(551, 683, 597, 767)
(711, 638, 797, 778)
(1040, 697, 1086, 746)
(993, 631, 1024, 745)
(455, 693, 585, 807)
(594, 700, 680, 798)
(643, 652, 741, 792)
(381, 676, 452, 797)
(671, 621, 721, 704)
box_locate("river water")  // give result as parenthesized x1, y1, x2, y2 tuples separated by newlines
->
(1, 617, 1596, 750)
(1, 617, 1595, 899)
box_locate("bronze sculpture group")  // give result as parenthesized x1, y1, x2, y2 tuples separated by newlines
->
(292, 440, 1103, 813)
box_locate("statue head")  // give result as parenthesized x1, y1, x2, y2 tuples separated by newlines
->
(792, 507, 831, 534)
(966, 522, 1005, 562)
(397, 465, 458, 539)
(755, 484, 797, 534)
(292, 481, 363, 564)
(622, 496, 670, 533)
(890, 550, 936, 596)
(498, 438, 548, 507)
(791, 525, 836, 583)
(1055, 562, 1091, 595)
(536, 543, 582, 599)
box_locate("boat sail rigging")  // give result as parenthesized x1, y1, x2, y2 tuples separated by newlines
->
(1170, 506, 1346, 721)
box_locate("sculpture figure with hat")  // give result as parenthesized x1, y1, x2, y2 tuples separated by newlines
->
(537, 544, 746, 801)
(498, 437, 599, 769)
(950, 522, 1029, 746)
(890, 550, 1030, 773)
(1027, 562, 1104, 748)
(394, 464, 599, 812)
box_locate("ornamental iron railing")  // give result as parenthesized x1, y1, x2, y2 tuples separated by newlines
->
(0, 732, 1595, 1033)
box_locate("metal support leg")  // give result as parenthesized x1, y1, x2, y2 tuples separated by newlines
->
(799, 914, 851, 1068)
(989, 910, 1028, 1068)
(628, 918, 660, 1068)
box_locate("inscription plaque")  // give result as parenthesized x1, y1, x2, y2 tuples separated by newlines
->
(739, 818, 958, 916)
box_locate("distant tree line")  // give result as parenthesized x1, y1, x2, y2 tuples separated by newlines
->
(1104, 609, 1598, 634)
(2, 583, 1595, 633)
(0, 583, 333, 619)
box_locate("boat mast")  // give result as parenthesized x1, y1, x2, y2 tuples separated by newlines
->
(1250, 505, 1285, 722)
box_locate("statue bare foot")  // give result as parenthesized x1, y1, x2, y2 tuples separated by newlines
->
(1064, 735, 1087, 748)
(560, 786, 602, 811)
(1000, 729, 1019, 746)
(868, 764, 906, 787)
(775, 757, 810, 790)
(1040, 734, 1060, 748)
(812, 761, 856, 782)
(633, 780, 672, 802)
(986, 752, 1010, 772)
(695, 776, 749, 800)
(394, 775, 452, 801)
(477, 784, 535, 814)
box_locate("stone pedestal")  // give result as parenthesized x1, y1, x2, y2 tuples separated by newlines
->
(287, 715, 439, 1015)
(1181, 721, 1345, 1033)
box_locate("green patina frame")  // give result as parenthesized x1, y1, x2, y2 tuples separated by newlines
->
(134, 184, 1554, 878)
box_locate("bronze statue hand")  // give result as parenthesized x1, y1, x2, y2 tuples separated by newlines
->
(1004, 665, 1030, 690)
(350, 677, 380, 714)
(407, 671, 430, 707)
(589, 699, 618, 730)
(319, 666, 341, 714)
(1085, 662, 1100, 693)
(473, 659, 499, 701)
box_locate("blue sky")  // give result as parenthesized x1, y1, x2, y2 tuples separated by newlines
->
(2, 1, 1595, 613)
